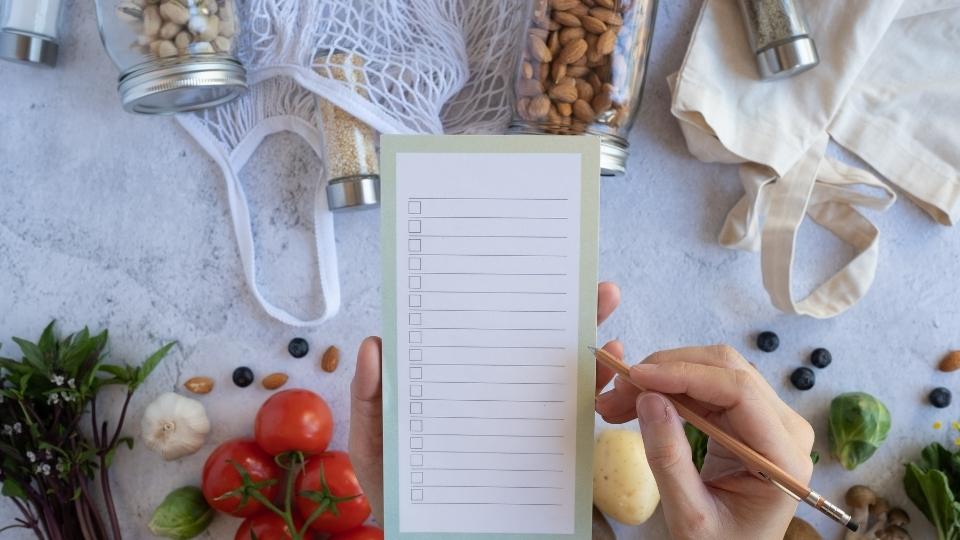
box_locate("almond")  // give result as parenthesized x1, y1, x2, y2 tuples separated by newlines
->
(321, 345, 340, 373)
(552, 10, 581, 27)
(557, 102, 573, 116)
(940, 351, 960, 372)
(548, 82, 578, 103)
(551, 61, 567, 84)
(539, 61, 550, 81)
(528, 34, 552, 63)
(557, 38, 588, 64)
(573, 98, 595, 122)
(528, 94, 551, 119)
(569, 3, 589, 16)
(262, 372, 289, 390)
(559, 26, 585, 45)
(574, 78, 594, 102)
(581, 15, 606, 34)
(597, 29, 617, 55)
(529, 27, 549, 40)
(566, 65, 591, 77)
(516, 97, 532, 120)
(522, 61, 534, 79)
(591, 88, 612, 112)
(518, 78, 544, 97)
(589, 7, 622, 25)
(549, 0, 581, 9)
(184, 376, 213, 394)
(595, 0, 616, 7)
(547, 30, 561, 56)
(547, 104, 562, 125)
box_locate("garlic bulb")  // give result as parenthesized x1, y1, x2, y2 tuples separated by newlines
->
(141, 392, 210, 460)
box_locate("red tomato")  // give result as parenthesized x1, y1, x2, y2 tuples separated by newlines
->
(202, 438, 282, 517)
(329, 526, 384, 540)
(234, 512, 299, 540)
(295, 451, 371, 533)
(255, 389, 333, 455)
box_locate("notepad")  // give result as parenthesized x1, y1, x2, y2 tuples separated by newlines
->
(381, 135, 600, 539)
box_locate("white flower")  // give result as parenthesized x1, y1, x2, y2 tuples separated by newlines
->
(2, 425, 12, 436)
(50, 374, 65, 386)
(47, 394, 60, 405)
(56, 459, 68, 473)
(34, 464, 51, 476)
(67, 378, 75, 389)
(61, 392, 74, 403)
(12, 423, 22, 434)
(44, 449, 52, 460)
(26, 451, 36, 463)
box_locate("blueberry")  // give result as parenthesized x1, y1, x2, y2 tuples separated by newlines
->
(790, 367, 815, 390)
(810, 348, 832, 369)
(930, 387, 952, 408)
(288, 337, 309, 358)
(232, 366, 254, 388)
(756, 331, 780, 352)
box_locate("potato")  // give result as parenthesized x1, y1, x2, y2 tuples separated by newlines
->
(593, 429, 660, 525)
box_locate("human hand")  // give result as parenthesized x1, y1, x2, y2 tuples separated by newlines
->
(348, 282, 623, 525)
(595, 345, 814, 540)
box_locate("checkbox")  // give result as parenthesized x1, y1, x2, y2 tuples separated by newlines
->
(409, 349, 422, 361)
(408, 294, 421, 307)
(409, 276, 422, 289)
(410, 419, 423, 432)
(408, 239, 422, 253)
(410, 437, 423, 449)
(409, 313, 422, 325)
(408, 220, 421, 233)
(411, 472, 424, 484)
(410, 367, 422, 380)
(410, 454, 424, 466)
(408, 257, 421, 270)
(411, 489, 423, 502)
(409, 331, 422, 344)
(410, 401, 423, 414)
(408, 201, 422, 214)
(410, 385, 422, 397)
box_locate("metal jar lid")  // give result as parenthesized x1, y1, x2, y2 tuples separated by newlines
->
(326, 174, 380, 212)
(508, 122, 629, 176)
(118, 55, 247, 114)
(756, 36, 819, 80)
(0, 31, 58, 67)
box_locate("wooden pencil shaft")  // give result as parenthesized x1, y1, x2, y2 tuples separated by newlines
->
(592, 348, 811, 498)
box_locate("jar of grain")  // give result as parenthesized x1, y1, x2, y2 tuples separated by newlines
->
(511, 0, 657, 175)
(94, 0, 246, 114)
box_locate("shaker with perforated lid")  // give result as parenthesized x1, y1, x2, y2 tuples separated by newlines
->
(94, 0, 247, 114)
(737, 0, 819, 79)
(0, 0, 65, 67)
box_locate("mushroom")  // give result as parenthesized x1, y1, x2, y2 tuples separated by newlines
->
(783, 516, 822, 540)
(877, 525, 911, 540)
(886, 508, 910, 528)
(866, 497, 891, 537)
(845, 485, 877, 538)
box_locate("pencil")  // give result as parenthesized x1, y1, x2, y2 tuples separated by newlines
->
(588, 346, 857, 532)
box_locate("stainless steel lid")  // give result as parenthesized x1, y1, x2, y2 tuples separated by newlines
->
(118, 56, 247, 114)
(0, 31, 58, 67)
(756, 36, 819, 80)
(327, 175, 380, 211)
(508, 122, 628, 176)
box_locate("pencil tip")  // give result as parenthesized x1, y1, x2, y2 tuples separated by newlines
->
(846, 521, 858, 532)
(586, 346, 599, 354)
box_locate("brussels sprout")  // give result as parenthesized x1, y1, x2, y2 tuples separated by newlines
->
(148, 486, 214, 539)
(828, 392, 891, 471)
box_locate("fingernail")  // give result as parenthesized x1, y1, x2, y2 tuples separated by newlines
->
(596, 391, 616, 406)
(636, 393, 669, 426)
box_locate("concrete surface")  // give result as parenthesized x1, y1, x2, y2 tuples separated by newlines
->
(1, 0, 957, 538)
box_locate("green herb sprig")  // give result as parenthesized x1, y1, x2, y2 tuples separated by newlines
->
(0, 321, 173, 540)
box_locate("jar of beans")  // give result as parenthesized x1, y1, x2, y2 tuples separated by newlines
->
(511, 0, 657, 175)
(95, 0, 246, 114)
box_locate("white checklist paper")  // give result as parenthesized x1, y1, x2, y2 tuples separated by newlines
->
(382, 136, 599, 538)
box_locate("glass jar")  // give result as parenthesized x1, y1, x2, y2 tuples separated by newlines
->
(94, 0, 247, 114)
(0, 0, 65, 67)
(510, 0, 657, 175)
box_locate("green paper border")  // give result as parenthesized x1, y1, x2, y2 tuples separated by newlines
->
(380, 135, 600, 540)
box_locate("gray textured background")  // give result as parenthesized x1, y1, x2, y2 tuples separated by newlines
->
(0, 1, 956, 538)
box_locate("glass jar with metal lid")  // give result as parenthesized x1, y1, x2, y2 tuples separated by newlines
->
(510, 0, 657, 176)
(94, 0, 247, 114)
(0, 0, 65, 67)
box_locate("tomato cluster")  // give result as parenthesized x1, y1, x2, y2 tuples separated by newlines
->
(200, 389, 383, 540)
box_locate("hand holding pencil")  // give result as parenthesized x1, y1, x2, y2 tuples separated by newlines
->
(595, 342, 827, 539)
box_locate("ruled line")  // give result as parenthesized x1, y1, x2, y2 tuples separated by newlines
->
(418, 380, 563, 385)
(414, 272, 567, 276)
(409, 197, 568, 201)
(418, 327, 564, 331)
(417, 362, 564, 367)
(411, 502, 562, 506)
(415, 253, 567, 257)
(417, 485, 562, 489)
(415, 398, 564, 403)
(416, 216, 568, 220)
(418, 416, 565, 421)
(412, 234, 568, 239)
(418, 450, 563, 455)
(420, 433, 563, 438)
(420, 467, 564, 472)
(418, 309, 567, 313)
(415, 290, 566, 295)
(418, 346, 565, 350)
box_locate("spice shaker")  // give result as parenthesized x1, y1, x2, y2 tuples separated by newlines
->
(94, 0, 246, 114)
(318, 53, 380, 211)
(510, 0, 658, 176)
(0, 0, 64, 67)
(737, 0, 819, 79)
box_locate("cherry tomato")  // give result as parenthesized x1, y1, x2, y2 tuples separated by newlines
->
(329, 526, 384, 540)
(255, 389, 333, 456)
(202, 438, 282, 517)
(295, 451, 371, 533)
(234, 512, 299, 540)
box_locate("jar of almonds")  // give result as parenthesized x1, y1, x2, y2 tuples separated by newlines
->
(511, 0, 657, 175)
(95, 0, 246, 114)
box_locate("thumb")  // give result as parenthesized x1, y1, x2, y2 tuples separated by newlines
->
(349, 336, 384, 525)
(635, 392, 715, 537)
